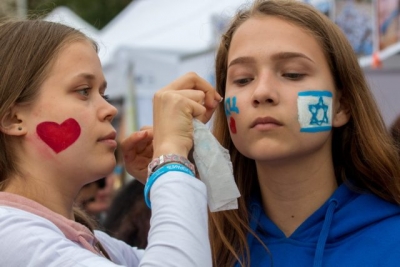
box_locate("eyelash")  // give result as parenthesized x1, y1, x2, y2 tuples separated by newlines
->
(233, 78, 253, 86)
(102, 94, 110, 101)
(282, 73, 306, 80)
(77, 88, 110, 101)
(77, 88, 90, 97)
(231, 71, 306, 87)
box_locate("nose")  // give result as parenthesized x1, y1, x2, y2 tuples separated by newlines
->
(252, 72, 279, 107)
(101, 98, 118, 122)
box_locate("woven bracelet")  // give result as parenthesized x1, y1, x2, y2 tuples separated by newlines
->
(144, 163, 195, 208)
(147, 154, 195, 177)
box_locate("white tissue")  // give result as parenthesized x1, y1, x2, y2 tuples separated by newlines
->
(192, 119, 241, 212)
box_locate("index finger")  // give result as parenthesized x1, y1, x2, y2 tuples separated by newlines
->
(121, 129, 153, 154)
(163, 72, 222, 107)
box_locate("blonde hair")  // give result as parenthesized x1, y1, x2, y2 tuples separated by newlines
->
(210, 1, 400, 266)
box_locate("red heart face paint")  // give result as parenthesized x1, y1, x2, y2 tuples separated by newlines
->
(229, 117, 237, 134)
(37, 118, 81, 153)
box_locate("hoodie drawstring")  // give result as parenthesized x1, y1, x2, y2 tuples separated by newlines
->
(236, 198, 338, 267)
(313, 199, 338, 267)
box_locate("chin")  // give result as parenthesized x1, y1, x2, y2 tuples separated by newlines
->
(97, 158, 117, 177)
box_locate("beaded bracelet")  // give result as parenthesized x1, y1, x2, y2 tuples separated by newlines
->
(147, 154, 195, 177)
(144, 163, 195, 208)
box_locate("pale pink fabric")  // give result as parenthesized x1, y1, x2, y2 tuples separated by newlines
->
(0, 192, 104, 256)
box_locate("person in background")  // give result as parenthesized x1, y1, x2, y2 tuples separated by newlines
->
(103, 179, 151, 249)
(76, 177, 107, 212)
(124, 0, 400, 266)
(0, 18, 215, 266)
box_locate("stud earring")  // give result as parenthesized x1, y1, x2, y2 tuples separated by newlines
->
(18, 127, 22, 131)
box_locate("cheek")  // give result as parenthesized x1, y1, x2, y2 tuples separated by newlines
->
(229, 117, 237, 134)
(26, 134, 56, 160)
(297, 91, 333, 133)
(36, 118, 81, 154)
(224, 96, 241, 135)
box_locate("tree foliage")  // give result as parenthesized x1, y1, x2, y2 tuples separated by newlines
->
(28, 0, 132, 29)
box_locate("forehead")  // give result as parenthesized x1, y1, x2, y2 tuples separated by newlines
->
(44, 40, 102, 81)
(37, 40, 103, 94)
(51, 40, 97, 66)
(228, 16, 326, 65)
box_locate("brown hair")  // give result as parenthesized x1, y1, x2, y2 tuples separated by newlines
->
(0, 19, 96, 187)
(390, 116, 400, 154)
(210, 1, 400, 266)
(0, 19, 110, 259)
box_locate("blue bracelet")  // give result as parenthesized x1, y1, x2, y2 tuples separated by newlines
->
(144, 163, 195, 208)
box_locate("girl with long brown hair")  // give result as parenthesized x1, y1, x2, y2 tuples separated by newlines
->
(0, 19, 215, 266)
(128, 0, 400, 266)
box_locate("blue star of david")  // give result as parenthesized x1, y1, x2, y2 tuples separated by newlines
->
(309, 96, 329, 126)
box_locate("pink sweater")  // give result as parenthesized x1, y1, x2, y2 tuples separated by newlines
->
(0, 192, 105, 256)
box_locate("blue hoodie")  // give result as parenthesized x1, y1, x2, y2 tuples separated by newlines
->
(237, 184, 400, 267)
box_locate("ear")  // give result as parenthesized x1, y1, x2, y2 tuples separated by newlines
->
(0, 105, 27, 136)
(332, 92, 350, 128)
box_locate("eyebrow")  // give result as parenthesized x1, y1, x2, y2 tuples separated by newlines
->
(272, 52, 314, 63)
(228, 57, 256, 68)
(76, 73, 107, 90)
(228, 52, 314, 68)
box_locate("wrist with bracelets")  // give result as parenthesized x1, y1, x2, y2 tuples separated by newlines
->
(147, 154, 196, 177)
(145, 154, 196, 208)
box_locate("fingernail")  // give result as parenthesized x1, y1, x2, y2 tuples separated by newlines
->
(213, 100, 220, 108)
(138, 130, 146, 137)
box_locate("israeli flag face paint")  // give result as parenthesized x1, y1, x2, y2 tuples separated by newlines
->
(297, 91, 332, 132)
(225, 96, 240, 134)
(225, 96, 240, 117)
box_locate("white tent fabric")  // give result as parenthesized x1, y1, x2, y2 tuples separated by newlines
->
(44, 6, 99, 37)
(43, 6, 109, 61)
(102, 47, 180, 129)
(99, 0, 253, 66)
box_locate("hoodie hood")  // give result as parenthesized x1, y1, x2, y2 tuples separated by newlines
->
(241, 184, 400, 267)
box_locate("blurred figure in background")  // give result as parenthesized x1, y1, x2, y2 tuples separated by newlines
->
(103, 179, 151, 249)
(76, 177, 107, 212)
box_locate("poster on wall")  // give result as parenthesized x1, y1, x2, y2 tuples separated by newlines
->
(378, 0, 400, 50)
(335, 0, 375, 56)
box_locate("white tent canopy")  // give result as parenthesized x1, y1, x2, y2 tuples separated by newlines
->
(43, 6, 109, 61)
(44, 6, 99, 37)
(99, 0, 252, 66)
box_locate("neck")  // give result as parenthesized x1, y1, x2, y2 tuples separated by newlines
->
(256, 153, 337, 237)
(4, 173, 76, 220)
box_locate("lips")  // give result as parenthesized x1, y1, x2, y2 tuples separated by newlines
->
(98, 131, 117, 142)
(250, 117, 283, 128)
